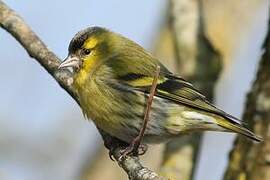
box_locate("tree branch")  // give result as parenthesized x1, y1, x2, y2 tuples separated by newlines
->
(0, 1, 164, 179)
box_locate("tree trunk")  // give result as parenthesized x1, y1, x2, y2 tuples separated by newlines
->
(159, 1, 222, 179)
(223, 16, 270, 180)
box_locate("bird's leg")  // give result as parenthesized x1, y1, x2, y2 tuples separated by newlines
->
(98, 128, 128, 161)
(119, 66, 160, 159)
(103, 135, 120, 161)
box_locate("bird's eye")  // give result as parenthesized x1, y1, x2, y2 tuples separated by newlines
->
(82, 48, 91, 56)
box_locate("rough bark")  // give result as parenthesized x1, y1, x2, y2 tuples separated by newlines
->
(160, 0, 222, 179)
(0, 1, 164, 179)
(223, 16, 270, 180)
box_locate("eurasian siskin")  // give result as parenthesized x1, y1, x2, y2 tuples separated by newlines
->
(58, 27, 261, 148)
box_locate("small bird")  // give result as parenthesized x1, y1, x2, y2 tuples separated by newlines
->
(59, 27, 261, 154)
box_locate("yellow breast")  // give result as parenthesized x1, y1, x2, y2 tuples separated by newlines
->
(73, 66, 125, 132)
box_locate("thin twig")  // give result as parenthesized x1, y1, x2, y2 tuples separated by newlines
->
(119, 66, 161, 158)
(0, 1, 164, 179)
(134, 66, 161, 149)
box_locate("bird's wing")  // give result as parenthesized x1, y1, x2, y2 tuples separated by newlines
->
(103, 46, 261, 141)
(105, 49, 239, 122)
(116, 69, 237, 121)
(113, 69, 262, 142)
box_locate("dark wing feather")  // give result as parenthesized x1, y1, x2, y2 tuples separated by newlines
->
(117, 71, 241, 123)
(104, 40, 261, 141)
(104, 45, 241, 123)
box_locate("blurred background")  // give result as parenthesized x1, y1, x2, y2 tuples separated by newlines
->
(0, 0, 269, 180)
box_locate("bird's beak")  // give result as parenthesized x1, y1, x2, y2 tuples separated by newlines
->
(58, 55, 81, 70)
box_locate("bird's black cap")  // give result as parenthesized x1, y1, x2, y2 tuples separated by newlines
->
(68, 26, 107, 53)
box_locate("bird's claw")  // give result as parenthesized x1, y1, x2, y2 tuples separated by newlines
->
(108, 147, 116, 161)
(137, 144, 148, 155)
(118, 143, 148, 161)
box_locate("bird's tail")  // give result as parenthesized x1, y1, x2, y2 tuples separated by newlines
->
(216, 117, 262, 142)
